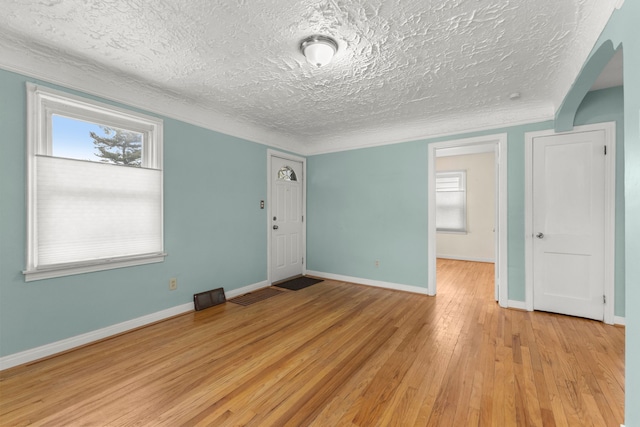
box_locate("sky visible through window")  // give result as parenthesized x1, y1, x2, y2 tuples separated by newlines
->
(52, 115, 105, 161)
(52, 115, 143, 164)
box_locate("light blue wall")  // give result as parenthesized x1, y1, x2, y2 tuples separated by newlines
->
(307, 141, 429, 287)
(308, 87, 625, 313)
(582, 2, 640, 424)
(0, 10, 635, 418)
(0, 69, 269, 357)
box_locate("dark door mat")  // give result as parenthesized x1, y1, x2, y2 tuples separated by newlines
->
(228, 287, 284, 306)
(274, 276, 323, 291)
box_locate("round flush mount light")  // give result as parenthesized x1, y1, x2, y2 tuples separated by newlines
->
(300, 35, 338, 67)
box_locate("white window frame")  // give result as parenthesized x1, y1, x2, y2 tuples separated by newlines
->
(24, 83, 165, 281)
(435, 170, 467, 233)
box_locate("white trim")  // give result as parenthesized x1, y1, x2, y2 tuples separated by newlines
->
(603, 125, 617, 325)
(525, 133, 535, 311)
(2, 52, 554, 157)
(266, 150, 307, 284)
(436, 143, 496, 157)
(3, 60, 553, 158)
(0, 302, 193, 371)
(304, 106, 554, 156)
(428, 134, 508, 305)
(24, 253, 166, 282)
(508, 300, 527, 310)
(0, 279, 271, 371)
(497, 140, 509, 306)
(524, 122, 616, 324)
(614, 316, 625, 326)
(436, 230, 468, 235)
(305, 271, 429, 295)
(436, 255, 495, 263)
(0, 57, 301, 155)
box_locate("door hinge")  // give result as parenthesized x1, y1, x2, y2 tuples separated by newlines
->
(302, 257, 304, 265)
(302, 215, 304, 222)
(603, 295, 606, 304)
(604, 145, 607, 155)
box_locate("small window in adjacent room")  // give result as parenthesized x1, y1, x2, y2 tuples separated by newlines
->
(435, 170, 467, 233)
(24, 83, 165, 281)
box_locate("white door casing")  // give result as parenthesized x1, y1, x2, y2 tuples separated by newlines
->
(525, 123, 616, 324)
(268, 152, 305, 284)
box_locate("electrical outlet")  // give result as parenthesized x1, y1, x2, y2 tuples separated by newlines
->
(375, 260, 379, 268)
(169, 278, 177, 290)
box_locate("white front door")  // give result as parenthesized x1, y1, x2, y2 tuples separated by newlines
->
(532, 130, 606, 320)
(270, 156, 303, 283)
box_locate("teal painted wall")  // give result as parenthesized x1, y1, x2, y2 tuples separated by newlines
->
(584, 1, 640, 424)
(307, 141, 429, 287)
(308, 87, 625, 314)
(0, 11, 635, 418)
(0, 69, 269, 357)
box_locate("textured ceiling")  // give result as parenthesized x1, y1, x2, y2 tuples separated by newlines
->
(0, 0, 620, 154)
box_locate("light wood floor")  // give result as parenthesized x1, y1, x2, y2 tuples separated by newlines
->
(0, 259, 625, 426)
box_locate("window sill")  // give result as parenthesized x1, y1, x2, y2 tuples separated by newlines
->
(436, 230, 468, 235)
(23, 253, 167, 282)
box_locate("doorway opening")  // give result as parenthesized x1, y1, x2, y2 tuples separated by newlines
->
(427, 134, 508, 306)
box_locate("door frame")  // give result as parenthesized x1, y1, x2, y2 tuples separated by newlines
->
(524, 122, 616, 324)
(427, 133, 508, 307)
(267, 149, 307, 285)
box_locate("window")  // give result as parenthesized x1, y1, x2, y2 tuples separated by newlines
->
(24, 83, 165, 281)
(277, 166, 297, 181)
(435, 170, 467, 233)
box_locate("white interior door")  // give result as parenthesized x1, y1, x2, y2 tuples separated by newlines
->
(532, 130, 606, 320)
(270, 156, 303, 283)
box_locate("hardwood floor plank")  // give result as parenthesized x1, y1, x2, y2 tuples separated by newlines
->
(0, 260, 625, 426)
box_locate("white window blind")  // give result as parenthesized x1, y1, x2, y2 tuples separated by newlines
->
(435, 171, 467, 232)
(36, 156, 162, 266)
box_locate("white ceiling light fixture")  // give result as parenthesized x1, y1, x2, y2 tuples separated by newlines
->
(300, 35, 338, 67)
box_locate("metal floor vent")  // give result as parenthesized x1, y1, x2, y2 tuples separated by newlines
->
(228, 287, 284, 306)
(194, 288, 226, 311)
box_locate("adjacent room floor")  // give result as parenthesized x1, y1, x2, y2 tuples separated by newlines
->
(0, 259, 625, 425)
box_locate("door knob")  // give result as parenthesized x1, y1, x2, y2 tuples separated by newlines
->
(536, 232, 544, 239)
(273, 225, 279, 230)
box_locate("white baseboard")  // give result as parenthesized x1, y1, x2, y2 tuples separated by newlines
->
(0, 280, 270, 371)
(0, 302, 193, 371)
(305, 270, 430, 295)
(508, 300, 528, 310)
(614, 316, 625, 326)
(436, 255, 495, 263)
(504, 303, 626, 325)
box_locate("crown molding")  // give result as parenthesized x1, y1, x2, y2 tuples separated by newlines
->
(0, 38, 303, 155)
(1, 37, 557, 158)
(302, 104, 555, 155)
